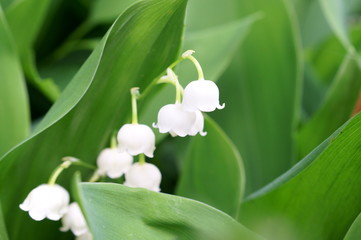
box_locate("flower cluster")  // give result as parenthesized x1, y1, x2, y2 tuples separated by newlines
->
(153, 51, 224, 137)
(20, 158, 93, 240)
(19, 50, 223, 239)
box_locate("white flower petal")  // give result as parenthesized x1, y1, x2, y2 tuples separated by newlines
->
(189, 110, 207, 136)
(97, 148, 133, 179)
(124, 162, 161, 192)
(76, 231, 93, 240)
(20, 184, 69, 221)
(61, 202, 89, 236)
(154, 103, 205, 137)
(117, 124, 156, 158)
(182, 80, 224, 112)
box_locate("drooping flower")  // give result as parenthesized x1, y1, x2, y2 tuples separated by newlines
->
(117, 124, 156, 158)
(153, 103, 206, 137)
(60, 202, 89, 236)
(124, 162, 161, 192)
(19, 184, 69, 221)
(96, 148, 133, 178)
(182, 80, 225, 112)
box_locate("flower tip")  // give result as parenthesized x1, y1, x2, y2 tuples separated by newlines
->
(182, 50, 195, 58)
(152, 122, 158, 128)
(130, 87, 140, 95)
(217, 103, 225, 110)
(200, 131, 207, 136)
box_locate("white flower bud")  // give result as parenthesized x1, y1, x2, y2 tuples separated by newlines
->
(19, 184, 69, 221)
(96, 148, 133, 178)
(117, 124, 156, 158)
(76, 231, 93, 240)
(124, 162, 161, 192)
(60, 202, 88, 236)
(182, 80, 225, 112)
(153, 103, 206, 137)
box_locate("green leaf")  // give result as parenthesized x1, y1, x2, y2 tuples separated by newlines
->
(140, 15, 258, 141)
(318, 0, 352, 51)
(344, 213, 361, 240)
(5, 0, 60, 101)
(176, 116, 244, 218)
(0, 0, 187, 239)
(239, 113, 361, 240)
(297, 54, 361, 158)
(0, 205, 8, 240)
(0, 7, 29, 157)
(89, 0, 138, 25)
(4, 0, 50, 53)
(210, 0, 303, 193)
(293, 0, 332, 47)
(75, 181, 263, 240)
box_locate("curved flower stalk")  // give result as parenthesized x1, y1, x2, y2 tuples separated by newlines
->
(124, 162, 162, 192)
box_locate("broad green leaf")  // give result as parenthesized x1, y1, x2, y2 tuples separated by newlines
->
(0, 7, 29, 157)
(297, 54, 361, 158)
(344, 213, 361, 240)
(176, 116, 244, 217)
(140, 15, 258, 141)
(0, 205, 8, 240)
(5, 0, 60, 101)
(210, 0, 303, 193)
(239, 113, 361, 240)
(0, 0, 187, 239)
(75, 181, 263, 240)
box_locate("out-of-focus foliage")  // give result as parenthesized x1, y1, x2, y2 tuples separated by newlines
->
(176, 117, 244, 218)
(0, 0, 360, 239)
(0, 8, 29, 157)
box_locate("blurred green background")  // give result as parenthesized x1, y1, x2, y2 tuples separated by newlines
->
(0, 0, 360, 239)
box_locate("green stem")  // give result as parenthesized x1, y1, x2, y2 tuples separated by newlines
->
(185, 55, 204, 80)
(48, 159, 74, 185)
(48, 157, 96, 185)
(111, 133, 117, 148)
(131, 88, 140, 124)
(89, 171, 100, 182)
(139, 154, 146, 164)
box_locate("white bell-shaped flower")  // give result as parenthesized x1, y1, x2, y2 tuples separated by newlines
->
(19, 184, 69, 221)
(124, 162, 161, 192)
(182, 80, 225, 112)
(153, 103, 206, 137)
(117, 124, 156, 158)
(96, 148, 133, 178)
(60, 202, 88, 236)
(76, 232, 93, 240)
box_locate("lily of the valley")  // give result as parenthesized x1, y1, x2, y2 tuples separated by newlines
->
(182, 79, 225, 112)
(97, 148, 133, 178)
(60, 202, 89, 236)
(153, 103, 206, 137)
(117, 124, 156, 158)
(19, 184, 69, 221)
(124, 162, 161, 192)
